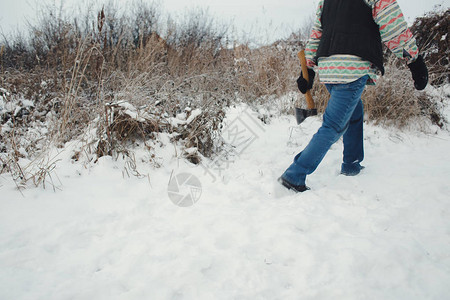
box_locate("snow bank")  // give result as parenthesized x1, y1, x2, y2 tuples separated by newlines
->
(1, 103, 450, 299)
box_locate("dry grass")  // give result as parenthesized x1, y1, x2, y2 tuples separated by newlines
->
(0, 3, 446, 187)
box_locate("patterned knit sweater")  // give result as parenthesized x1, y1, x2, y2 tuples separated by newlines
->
(305, 0, 419, 85)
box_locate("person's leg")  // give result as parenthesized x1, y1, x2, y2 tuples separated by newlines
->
(341, 99, 365, 176)
(280, 75, 368, 188)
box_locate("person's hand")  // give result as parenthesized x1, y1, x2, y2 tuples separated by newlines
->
(297, 68, 315, 94)
(408, 55, 428, 90)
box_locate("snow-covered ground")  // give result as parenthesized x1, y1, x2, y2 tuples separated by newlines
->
(1, 89, 450, 299)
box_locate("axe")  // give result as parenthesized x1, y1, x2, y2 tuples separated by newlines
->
(295, 50, 318, 125)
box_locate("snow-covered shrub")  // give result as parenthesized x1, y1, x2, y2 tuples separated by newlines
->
(92, 96, 225, 165)
(94, 101, 160, 158)
(171, 106, 226, 163)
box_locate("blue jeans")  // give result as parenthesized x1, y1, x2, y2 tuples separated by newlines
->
(281, 75, 368, 186)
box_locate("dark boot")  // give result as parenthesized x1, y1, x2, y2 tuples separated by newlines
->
(341, 162, 365, 176)
(278, 177, 310, 193)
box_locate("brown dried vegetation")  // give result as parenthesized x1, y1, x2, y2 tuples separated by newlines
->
(0, 3, 447, 187)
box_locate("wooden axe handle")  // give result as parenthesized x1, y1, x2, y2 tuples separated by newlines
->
(297, 50, 316, 110)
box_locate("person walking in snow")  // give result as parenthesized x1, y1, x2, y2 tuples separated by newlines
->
(278, 0, 428, 192)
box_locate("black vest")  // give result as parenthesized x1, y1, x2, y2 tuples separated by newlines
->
(315, 0, 385, 75)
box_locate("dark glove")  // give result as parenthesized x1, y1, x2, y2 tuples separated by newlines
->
(407, 55, 428, 90)
(297, 68, 315, 94)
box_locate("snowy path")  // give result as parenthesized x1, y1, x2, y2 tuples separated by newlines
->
(1, 106, 450, 299)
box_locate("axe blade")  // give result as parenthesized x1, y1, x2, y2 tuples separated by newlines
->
(295, 107, 318, 125)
